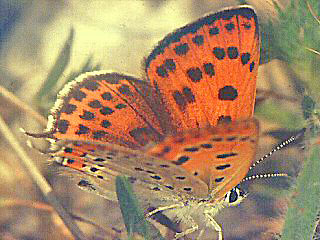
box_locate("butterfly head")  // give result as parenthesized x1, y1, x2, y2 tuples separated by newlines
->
(223, 185, 246, 207)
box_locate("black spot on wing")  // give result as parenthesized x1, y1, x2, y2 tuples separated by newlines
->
(73, 90, 86, 101)
(213, 47, 226, 60)
(218, 86, 238, 101)
(80, 110, 95, 120)
(61, 104, 76, 114)
(209, 27, 219, 35)
(192, 35, 204, 45)
(156, 65, 168, 77)
(200, 143, 213, 148)
(187, 67, 202, 82)
(216, 164, 231, 170)
(164, 59, 176, 71)
(217, 115, 232, 124)
(92, 130, 107, 139)
(101, 92, 112, 100)
(227, 47, 239, 59)
(75, 124, 90, 135)
(250, 62, 255, 72)
(174, 43, 189, 55)
(57, 120, 70, 134)
(225, 22, 235, 31)
(241, 53, 251, 65)
(216, 153, 238, 159)
(184, 147, 199, 152)
(118, 84, 133, 96)
(203, 63, 215, 77)
(172, 91, 186, 110)
(83, 81, 100, 91)
(101, 120, 111, 128)
(100, 107, 114, 115)
(173, 156, 190, 165)
(183, 87, 195, 103)
(88, 100, 102, 108)
(115, 103, 127, 109)
(64, 147, 73, 153)
(215, 177, 224, 183)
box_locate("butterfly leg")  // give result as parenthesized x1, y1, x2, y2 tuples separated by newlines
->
(174, 215, 198, 239)
(196, 229, 205, 240)
(204, 212, 223, 240)
(145, 203, 184, 218)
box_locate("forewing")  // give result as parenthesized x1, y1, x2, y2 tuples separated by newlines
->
(145, 6, 260, 131)
(44, 71, 166, 148)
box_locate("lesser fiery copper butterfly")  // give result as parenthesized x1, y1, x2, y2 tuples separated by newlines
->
(28, 5, 281, 239)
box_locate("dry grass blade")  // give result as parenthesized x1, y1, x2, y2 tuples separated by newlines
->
(0, 113, 86, 240)
(0, 85, 47, 126)
(0, 198, 120, 239)
(305, 47, 320, 56)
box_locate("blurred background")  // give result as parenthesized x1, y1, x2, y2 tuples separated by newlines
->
(0, 0, 319, 239)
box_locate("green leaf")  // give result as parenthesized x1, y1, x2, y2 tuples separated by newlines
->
(62, 56, 101, 86)
(281, 145, 320, 240)
(115, 176, 164, 240)
(36, 28, 74, 100)
(302, 95, 316, 120)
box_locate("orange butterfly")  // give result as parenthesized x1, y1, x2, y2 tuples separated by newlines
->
(29, 5, 266, 239)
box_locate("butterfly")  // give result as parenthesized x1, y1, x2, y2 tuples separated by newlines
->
(29, 5, 264, 240)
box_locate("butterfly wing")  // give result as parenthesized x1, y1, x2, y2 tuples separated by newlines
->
(52, 141, 209, 204)
(147, 118, 259, 200)
(146, 6, 260, 131)
(52, 119, 258, 204)
(43, 71, 167, 148)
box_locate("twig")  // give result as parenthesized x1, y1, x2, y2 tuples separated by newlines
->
(257, 89, 299, 103)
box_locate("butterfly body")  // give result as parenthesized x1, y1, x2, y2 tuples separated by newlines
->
(30, 5, 262, 240)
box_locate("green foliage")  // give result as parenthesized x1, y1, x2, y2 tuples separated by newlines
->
(302, 95, 316, 120)
(63, 56, 101, 86)
(255, 101, 304, 129)
(263, 0, 320, 91)
(273, 92, 320, 240)
(34, 28, 101, 114)
(302, 95, 320, 135)
(115, 176, 165, 240)
(256, 1, 320, 239)
(255, 0, 320, 126)
(281, 145, 320, 240)
(36, 28, 74, 101)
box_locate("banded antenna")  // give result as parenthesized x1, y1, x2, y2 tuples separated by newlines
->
(241, 128, 305, 183)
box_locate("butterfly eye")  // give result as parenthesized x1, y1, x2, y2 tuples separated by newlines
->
(224, 186, 245, 206)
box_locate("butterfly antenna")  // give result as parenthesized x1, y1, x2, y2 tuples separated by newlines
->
(241, 173, 288, 183)
(249, 128, 305, 170)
